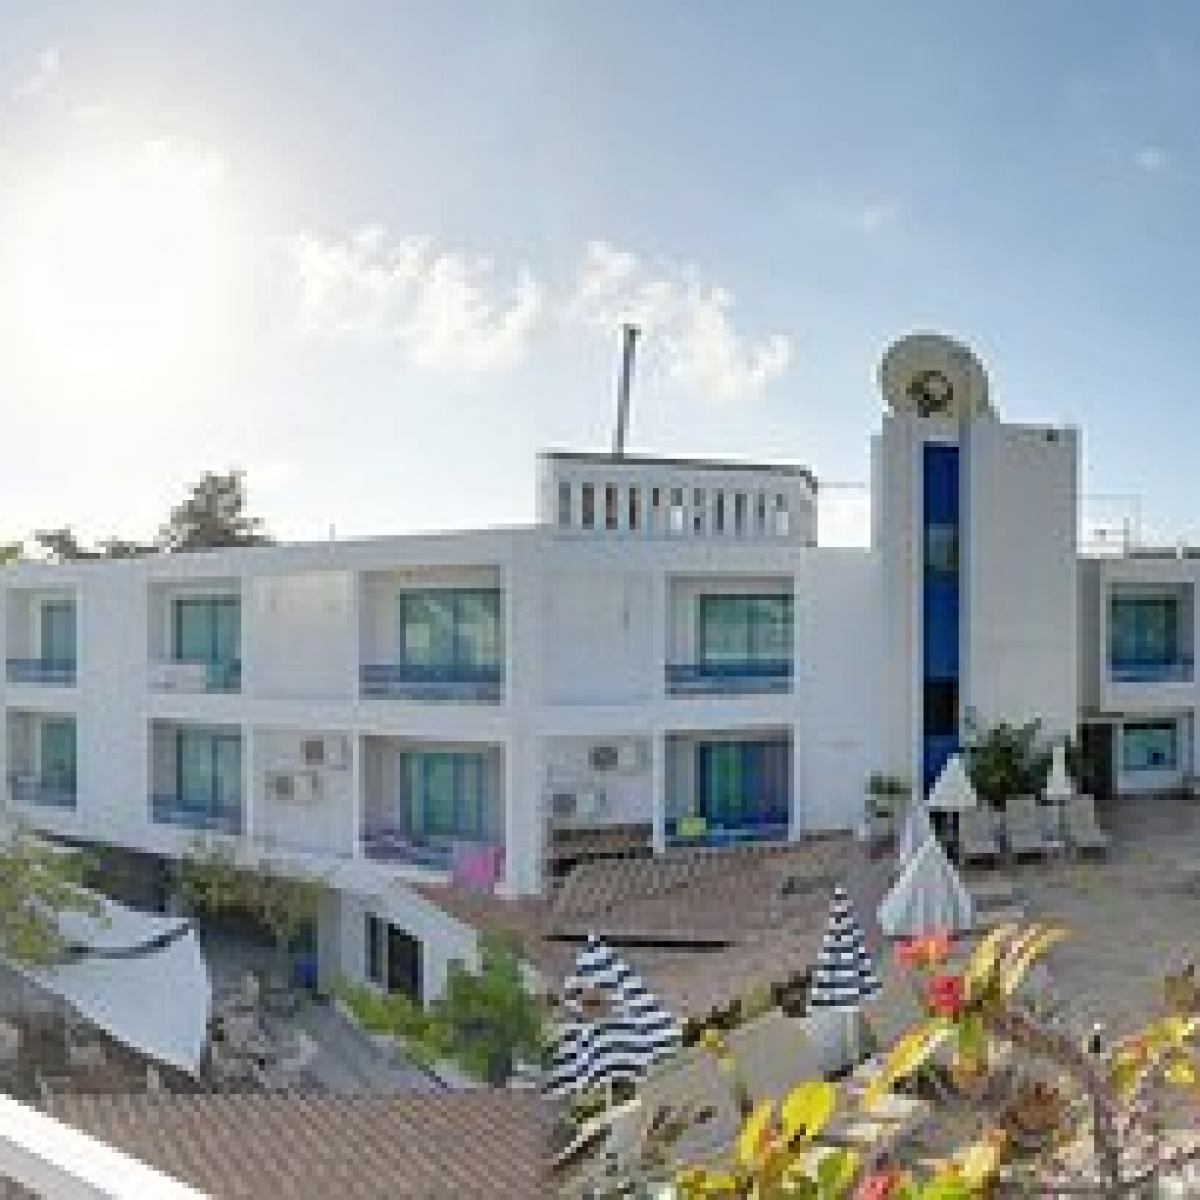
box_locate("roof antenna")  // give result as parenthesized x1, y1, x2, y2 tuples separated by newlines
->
(612, 323, 639, 458)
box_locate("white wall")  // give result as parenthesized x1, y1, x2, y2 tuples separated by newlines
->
(962, 421, 1079, 740)
(542, 735, 653, 827)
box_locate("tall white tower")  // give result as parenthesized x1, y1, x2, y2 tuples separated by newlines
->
(872, 333, 1078, 794)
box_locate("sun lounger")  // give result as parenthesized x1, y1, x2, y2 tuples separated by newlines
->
(1063, 793, 1110, 856)
(957, 807, 1002, 866)
(1004, 794, 1056, 860)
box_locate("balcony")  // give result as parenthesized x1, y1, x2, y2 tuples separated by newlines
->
(361, 827, 505, 880)
(151, 794, 243, 835)
(665, 659, 792, 695)
(1109, 656, 1194, 683)
(150, 659, 241, 694)
(665, 810, 790, 848)
(9, 774, 76, 809)
(360, 663, 504, 704)
(6, 657, 76, 686)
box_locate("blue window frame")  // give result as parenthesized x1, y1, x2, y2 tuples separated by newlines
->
(697, 595, 792, 665)
(396, 589, 502, 671)
(394, 750, 489, 839)
(1122, 721, 1178, 772)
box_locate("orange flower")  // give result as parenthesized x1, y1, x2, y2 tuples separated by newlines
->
(855, 1167, 903, 1199)
(928, 973, 966, 1018)
(894, 933, 952, 970)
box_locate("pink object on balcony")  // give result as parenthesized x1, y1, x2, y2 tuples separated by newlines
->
(451, 843, 504, 892)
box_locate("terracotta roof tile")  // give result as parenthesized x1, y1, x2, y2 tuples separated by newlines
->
(49, 1091, 552, 1200)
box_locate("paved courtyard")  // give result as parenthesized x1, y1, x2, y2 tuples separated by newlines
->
(958, 792, 1200, 1038)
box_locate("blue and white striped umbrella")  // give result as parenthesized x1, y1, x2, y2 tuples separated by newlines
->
(808, 885, 880, 1011)
(545, 935, 681, 1096)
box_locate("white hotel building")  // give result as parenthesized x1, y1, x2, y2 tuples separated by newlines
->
(0, 334, 1189, 1002)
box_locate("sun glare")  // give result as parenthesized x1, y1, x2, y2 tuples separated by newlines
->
(3, 140, 240, 399)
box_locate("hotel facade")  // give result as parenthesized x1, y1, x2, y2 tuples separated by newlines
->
(0, 334, 1187, 1001)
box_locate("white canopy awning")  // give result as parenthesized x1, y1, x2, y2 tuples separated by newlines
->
(878, 834, 974, 938)
(926, 754, 978, 811)
(7, 896, 211, 1075)
(897, 802, 934, 864)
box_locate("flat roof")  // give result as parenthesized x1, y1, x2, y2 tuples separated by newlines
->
(540, 450, 817, 490)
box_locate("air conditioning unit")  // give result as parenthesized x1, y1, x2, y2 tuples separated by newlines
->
(269, 772, 319, 803)
(299, 736, 349, 770)
(589, 741, 645, 774)
(551, 791, 577, 819)
(550, 788, 608, 821)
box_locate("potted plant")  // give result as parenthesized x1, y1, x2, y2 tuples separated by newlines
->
(864, 773, 911, 840)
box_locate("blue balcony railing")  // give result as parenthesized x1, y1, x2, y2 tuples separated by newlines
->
(360, 663, 504, 704)
(1109, 656, 1194, 683)
(151, 794, 242, 835)
(665, 811, 790, 848)
(665, 660, 792, 695)
(9, 776, 76, 809)
(6, 658, 76, 686)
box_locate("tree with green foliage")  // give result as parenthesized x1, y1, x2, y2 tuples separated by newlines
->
(34, 527, 97, 562)
(0, 825, 103, 965)
(175, 838, 324, 989)
(960, 717, 1089, 810)
(340, 932, 545, 1084)
(159, 470, 273, 552)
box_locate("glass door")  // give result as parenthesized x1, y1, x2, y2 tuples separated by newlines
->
(40, 719, 76, 794)
(40, 602, 75, 668)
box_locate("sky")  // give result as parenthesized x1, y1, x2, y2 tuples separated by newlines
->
(0, 2, 1197, 547)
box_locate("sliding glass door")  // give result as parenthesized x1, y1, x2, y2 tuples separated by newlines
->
(176, 728, 242, 824)
(694, 739, 789, 831)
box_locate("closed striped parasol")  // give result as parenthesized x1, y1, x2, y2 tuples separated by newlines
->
(545, 935, 681, 1096)
(809, 884, 880, 1011)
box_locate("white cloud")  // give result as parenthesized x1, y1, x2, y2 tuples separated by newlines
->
(1135, 145, 1169, 174)
(279, 227, 543, 371)
(570, 240, 791, 402)
(13, 47, 60, 101)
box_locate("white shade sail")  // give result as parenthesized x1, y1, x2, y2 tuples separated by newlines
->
(926, 754, 978, 811)
(6, 896, 211, 1075)
(897, 802, 934, 864)
(878, 834, 974, 938)
(1045, 742, 1073, 798)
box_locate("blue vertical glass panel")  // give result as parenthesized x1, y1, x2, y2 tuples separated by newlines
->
(922, 444, 960, 793)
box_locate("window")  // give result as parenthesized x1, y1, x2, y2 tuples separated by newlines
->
(605, 485, 618, 530)
(557, 482, 572, 527)
(581, 484, 595, 528)
(923, 681, 958, 736)
(40, 601, 76, 666)
(692, 489, 705, 534)
(715, 491, 725, 533)
(173, 596, 239, 666)
(397, 589, 502, 670)
(1122, 721, 1178, 772)
(628, 487, 640, 531)
(174, 728, 242, 814)
(40, 718, 76, 793)
(395, 749, 489, 838)
(366, 914, 383, 984)
(669, 487, 685, 534)
(925, 524, 958, 575)
(697, 594, 792, 664)
(734, 493, 747, 534)
(1110, 592, 1182, 666)
(773, 494, 789, 537)
(756, 493, 767, 532)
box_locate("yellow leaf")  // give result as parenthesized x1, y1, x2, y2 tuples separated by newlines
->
(953, 1129, 1007, 1188)
(781, 1081, 836, 1143)
(999, 925, 1068, 995)
(862, 1020, 954, 1112)
(1166, 1056, 1197, 1087)
(816, 1147, 860, 1196)
(736, 1101, 775, 1169)
(964, 923, 1019, 999)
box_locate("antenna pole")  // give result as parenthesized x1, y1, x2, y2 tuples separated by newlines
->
(613, 323, 639, 458)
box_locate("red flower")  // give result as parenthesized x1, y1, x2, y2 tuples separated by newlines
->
(894, 933, 952, 970)
(855, 1168, 902, 1199)
(927, 973, 966, 1018)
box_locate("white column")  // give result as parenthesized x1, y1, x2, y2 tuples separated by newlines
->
(789, 731, 804, 842)
(651, 732, 666, 855)
(350, 733, 363, 858)
(241, 724, 256, 843)
(651, 571, 668, 701)
(503, 733, 540, 895)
